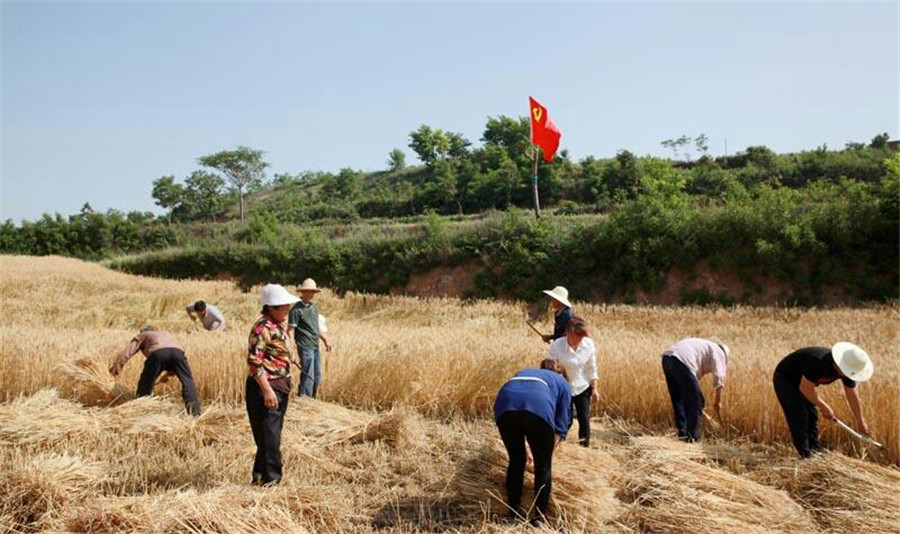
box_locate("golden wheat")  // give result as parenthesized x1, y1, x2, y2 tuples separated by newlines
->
(2, 255, 900, 534)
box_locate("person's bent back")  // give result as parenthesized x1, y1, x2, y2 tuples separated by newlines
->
(493, 363, 572, 527)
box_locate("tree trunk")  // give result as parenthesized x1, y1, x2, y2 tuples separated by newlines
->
(239, 188, 245, 222)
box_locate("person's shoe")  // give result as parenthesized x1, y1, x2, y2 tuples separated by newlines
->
(251, 474, 263, 486)
(529, 516, 544, 528)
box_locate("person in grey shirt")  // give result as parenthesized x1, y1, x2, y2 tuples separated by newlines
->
(185, 300, 225, 331)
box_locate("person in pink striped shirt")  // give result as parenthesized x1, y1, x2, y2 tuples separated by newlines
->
(660, 337, 729, 442)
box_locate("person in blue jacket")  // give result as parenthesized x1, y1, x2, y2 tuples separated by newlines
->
(493, 359, 573, 527)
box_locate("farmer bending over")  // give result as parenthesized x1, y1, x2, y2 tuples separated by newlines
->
(773, 342, 873, 458)
(494, 359, 572, 527)
(660, 337, 729, 442)
(109, 326, 202, 415)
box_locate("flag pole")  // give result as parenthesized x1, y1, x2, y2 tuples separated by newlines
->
(531, 142, 541, 219)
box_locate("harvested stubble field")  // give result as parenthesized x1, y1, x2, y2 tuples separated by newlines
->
(1, 255, 898, 534)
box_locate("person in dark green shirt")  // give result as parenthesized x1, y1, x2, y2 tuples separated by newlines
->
(287, 278, 332, 398)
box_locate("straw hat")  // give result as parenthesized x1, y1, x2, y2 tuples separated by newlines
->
(832, 342, 874, 382)
(260, 284, 300, 307)
(542, 286, 572, 308)
(297, 278, 321, 292)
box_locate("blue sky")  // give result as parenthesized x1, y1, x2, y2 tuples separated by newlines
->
(2, 1, 897, 223)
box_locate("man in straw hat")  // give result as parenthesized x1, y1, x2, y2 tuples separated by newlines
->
(660, 337, 729, 442)
(109, 326, 202, 415)
(288, 278, 332, 398)
(773, 342, 873, 458)
(541, 286, 574, 343)
(494, 359, 572, 527)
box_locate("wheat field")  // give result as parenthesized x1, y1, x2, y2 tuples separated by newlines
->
(1, 255, 898, 534)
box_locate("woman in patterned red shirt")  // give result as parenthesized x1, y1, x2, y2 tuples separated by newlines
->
(246, 284, 300, 486)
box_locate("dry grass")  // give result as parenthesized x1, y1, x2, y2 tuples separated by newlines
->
(1, 255, 899, 533)
(772, 452, 900, 534)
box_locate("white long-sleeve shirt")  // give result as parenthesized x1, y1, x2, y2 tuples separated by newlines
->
(547, 336, 598, 396)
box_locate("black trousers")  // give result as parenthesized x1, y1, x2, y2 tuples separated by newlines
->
(662, 355, 705, 442)
(773, 372, 819, 458)
(245, 376, 289, 485)
(136, 348, 202, 416)
(497, 411, 556, 519)
(572, 386, 593, 447)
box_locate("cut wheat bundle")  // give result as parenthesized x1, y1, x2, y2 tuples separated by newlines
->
(0, 453, 106, 532)
(618, 452, 818, 534)
(778, 452, 900, 534)
(450, 438, 624, 531)
(58, 356, 133, 407)
(0, 389, 99, 445)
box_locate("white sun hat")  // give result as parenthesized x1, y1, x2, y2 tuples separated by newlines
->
(260, 284, 300, 307)
(542, 286, 572, 309)
(832, 341, 874, 382)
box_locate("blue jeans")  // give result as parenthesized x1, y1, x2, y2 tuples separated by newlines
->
(298, 347, 321, 398)
(662, 355, 705, 442)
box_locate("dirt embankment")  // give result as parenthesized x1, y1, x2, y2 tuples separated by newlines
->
(391, 260, 871, 306)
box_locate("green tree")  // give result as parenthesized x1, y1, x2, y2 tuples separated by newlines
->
(870, 133, 890, 149)
(197, 146, 269, 222)
(151, 175, 184, 223)
(446, 132, 471, 159)
(409, 125, 438, 165)
(183, 170, 225, 222)
(387, 148, 406, 171)
(481, 116, 530, 163)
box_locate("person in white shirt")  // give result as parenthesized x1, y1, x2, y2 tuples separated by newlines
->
(547, 317, 598, 447)
(660, 337, 729, 442)
(185, 300, 225, 331)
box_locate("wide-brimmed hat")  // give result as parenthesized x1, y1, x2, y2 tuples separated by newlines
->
(260, 284, 300, 307)
(297, 278, 321, 292)
(832, 342, 874, 382)
(542, 286, 572, 308)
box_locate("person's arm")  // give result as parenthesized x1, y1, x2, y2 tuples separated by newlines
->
(554, 379, 573, 447)
(248, 327, 279, 409)
(712, 353, 726, 418)
(587, 342, 600, 402)
(185, 305, 197, 322)
(713, 387, 723, 419)
(843, 385, 869, 435)
(799, 377, 834, 421)
(110, 337, 141, 376)
(320, 332, 332, 352)
(253, 368, 278, 410)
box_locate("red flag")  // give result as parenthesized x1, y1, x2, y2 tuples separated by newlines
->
(529, 96, 562, 162)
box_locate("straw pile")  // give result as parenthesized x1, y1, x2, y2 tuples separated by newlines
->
(66, 487, 322, 534)
(0, 453, 106, 532)
(450, 438, 625, 531)
(618, 438, 818, 534)
(778, 452, 900, 534)
(0, 389, 99, 446)
(288, 398, 417, 449)
(58, 356, 133, 406)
